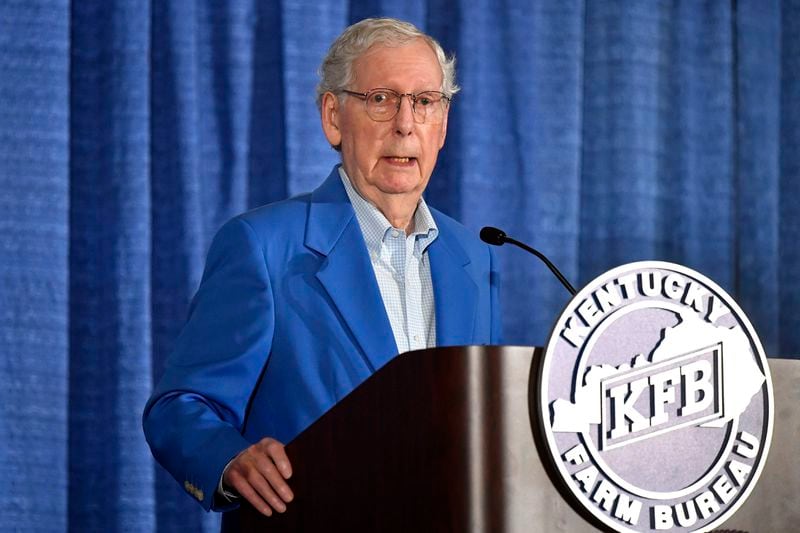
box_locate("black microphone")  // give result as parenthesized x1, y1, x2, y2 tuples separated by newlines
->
(480, 226, 577, 296)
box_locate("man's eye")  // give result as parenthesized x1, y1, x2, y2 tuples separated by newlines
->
(417, 97, 432, 107)
(370, 92, 390, 104)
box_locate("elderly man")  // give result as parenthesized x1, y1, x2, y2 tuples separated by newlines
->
(143, 17, 502, 523)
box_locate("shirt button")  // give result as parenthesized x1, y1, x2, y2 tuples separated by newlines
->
(392, 230, 400, 238)
(414, 335, 419, 341)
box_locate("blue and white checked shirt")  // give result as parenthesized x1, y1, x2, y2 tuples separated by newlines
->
(339, 167, 438, 354)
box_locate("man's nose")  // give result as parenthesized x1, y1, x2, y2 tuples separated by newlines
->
(393, 95, 415, 135)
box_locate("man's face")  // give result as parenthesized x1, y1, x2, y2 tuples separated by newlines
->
(321, 39, 449, 211)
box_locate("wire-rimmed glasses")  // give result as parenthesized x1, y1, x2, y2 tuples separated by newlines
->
(341, 88, 450, 124)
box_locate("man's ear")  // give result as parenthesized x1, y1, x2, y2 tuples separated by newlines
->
(320, 92, 342, 148)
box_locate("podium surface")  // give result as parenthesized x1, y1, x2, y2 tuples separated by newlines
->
(237, 347, 799, 532)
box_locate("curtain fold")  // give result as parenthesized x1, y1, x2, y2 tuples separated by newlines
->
(67, 0, 155, 530)
(780, 0, 800, 353)
(1, 1, 798, 531)
(450, 0, 586, 341)
(0, 1, 70, 531)
(734, 0, 782, 352)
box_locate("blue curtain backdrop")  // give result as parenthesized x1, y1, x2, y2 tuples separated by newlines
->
(1, 0, 798, 531)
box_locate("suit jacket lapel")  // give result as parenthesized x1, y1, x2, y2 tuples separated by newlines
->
(428, 219, 478, 347)
(306, 168, 398, 371)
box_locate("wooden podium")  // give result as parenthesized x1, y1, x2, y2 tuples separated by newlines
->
(236, 346, 799, 532)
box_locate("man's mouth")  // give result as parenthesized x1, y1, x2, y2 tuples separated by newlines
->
(384, 156, 416, 165)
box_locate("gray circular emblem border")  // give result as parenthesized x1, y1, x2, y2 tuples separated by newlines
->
(537, 261, 774, 532)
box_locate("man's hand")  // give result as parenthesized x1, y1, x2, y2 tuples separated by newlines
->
(223, 437, 294, 516)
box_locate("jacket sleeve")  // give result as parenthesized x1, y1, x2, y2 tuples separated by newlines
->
(142, 216, 275, 511)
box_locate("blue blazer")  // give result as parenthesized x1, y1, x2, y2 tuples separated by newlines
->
(143, 166, 502, 511)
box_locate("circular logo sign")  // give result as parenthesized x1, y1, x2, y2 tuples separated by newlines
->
(538, 262, 773, 532)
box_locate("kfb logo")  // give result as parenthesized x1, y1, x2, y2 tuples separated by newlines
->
(539, 262, 773, 532)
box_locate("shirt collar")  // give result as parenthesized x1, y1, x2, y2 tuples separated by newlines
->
(338, 166, 438, 255)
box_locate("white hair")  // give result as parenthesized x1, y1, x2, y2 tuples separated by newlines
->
(316, 17, 460, 109)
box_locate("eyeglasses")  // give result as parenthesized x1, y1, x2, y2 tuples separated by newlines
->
(340, 88, 451, 124)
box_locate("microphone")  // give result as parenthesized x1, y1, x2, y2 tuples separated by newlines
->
(480, 226, 577, 296)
